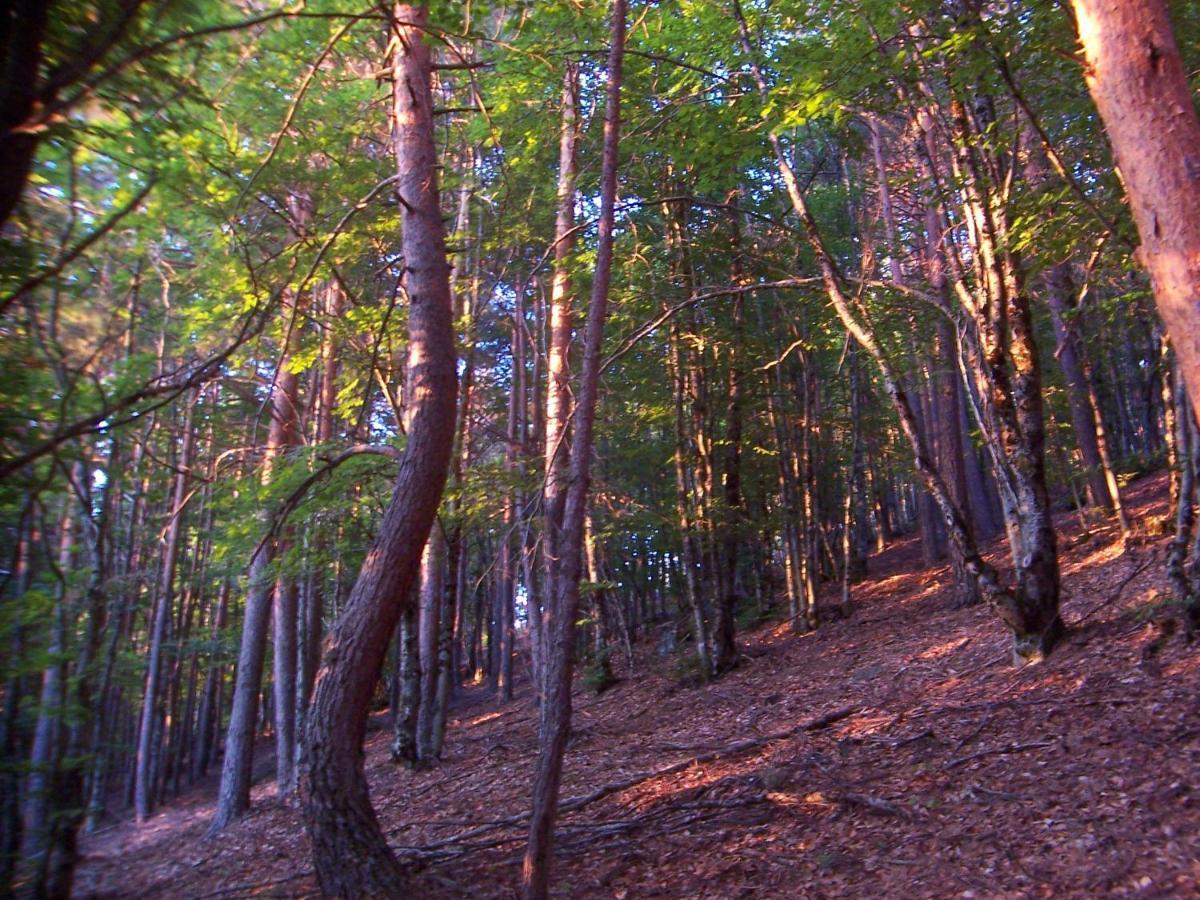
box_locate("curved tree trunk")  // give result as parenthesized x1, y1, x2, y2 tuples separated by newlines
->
(299, 4, 457, 894)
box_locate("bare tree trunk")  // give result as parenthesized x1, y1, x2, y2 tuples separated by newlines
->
(541, 59, 579, 700)
(713, 204, 745, 673)
(300, 281, 343, 733)
(23, 506, 73, 866)
(670, 321, 711, 675)
(416, 529, 444, 760)
(209, 291, 302, 831)
(391, 604, 420, 766)
(136, 397, 195, 821)
(300, 5, 457, 893)
(1071, 0, 1200, 422)
(193, 580, 228, 781)
(523, 2, 625, 895)
(431, 535, 456, 759)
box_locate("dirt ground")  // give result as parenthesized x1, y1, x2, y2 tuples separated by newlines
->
(74, 472, 1200, 898)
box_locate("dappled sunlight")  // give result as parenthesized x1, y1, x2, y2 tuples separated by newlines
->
(467, 709, 505, 727)
(916, 636, 973, 662)
(76, 473, 1200, 898)
(1061, 537, 1127, 579)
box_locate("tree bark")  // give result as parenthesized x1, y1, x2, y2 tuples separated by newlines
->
(523, 2, 625, 895)
(541, 59, 579, 700)
(300, 4, 457, 893)
(1071, 0, 1200, 422)
(209, 293, 302, 831)
(135, 398, 195, 821)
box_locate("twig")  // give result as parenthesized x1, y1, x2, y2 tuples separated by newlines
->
(397, 705, 858, 850)
(192, 870, 314, 899)
(943, 740, 1055, 770)
(1075, 555, 1156, 625)
(951, 714, 992, 753)
(835, 792, 908, 818)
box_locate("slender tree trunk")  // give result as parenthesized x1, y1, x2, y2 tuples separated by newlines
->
(670, 322, 711, 675)
(431, 534, 456, 759)
(391, 604, 420, 766)
(210, 292, 302, 830)
(193, 581, 228, 781)
(734, 0, 1060, 661)
(136, 398, 195, 821)
(523, 3, 625, 895)
(23, 507, 73, 867)
(416, 529, 444, 759)
(541, 59, 579, 701)
(300, 281, 343, 741)
(713, 206, 745, 673)
(300, 5, 457, 892)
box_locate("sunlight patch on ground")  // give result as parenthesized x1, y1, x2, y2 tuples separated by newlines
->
(916, 637, 972, 662)
(467, 710, 505, 727)
(1061, 539, 1126, 578)
(1163, 654, 1200, 679)
(841, 711, 891, 738)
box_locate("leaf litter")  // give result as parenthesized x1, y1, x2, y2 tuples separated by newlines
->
(75, 472, 1200, 898)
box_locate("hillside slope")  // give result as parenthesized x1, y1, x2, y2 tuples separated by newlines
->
(75, 473, 1200, 898)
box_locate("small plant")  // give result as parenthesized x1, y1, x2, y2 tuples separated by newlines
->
(672, 651, 710, 688)
(583, 645, 617, 694)
(1128, 590, 1182, 623)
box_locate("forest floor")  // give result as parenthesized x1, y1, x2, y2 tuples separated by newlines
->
(75, 471, 1200, 898)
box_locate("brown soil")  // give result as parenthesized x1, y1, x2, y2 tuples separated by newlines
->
(74, 472, 1200, 898)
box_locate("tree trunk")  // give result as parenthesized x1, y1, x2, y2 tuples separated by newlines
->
(209, 292, 302, 831)
(299, 5, 457, 893)
(1071, 0, 1200, 422)
(523, 2, 625, 895)
(713, 204, 745, 673)
(23, 506, 73, 867)
(136, 398, 195, 821)
(734, 0, 1060, 662)
(391, 604, 420, 766)
(416, 529, 444, 760)
(541, 59, 579, 702)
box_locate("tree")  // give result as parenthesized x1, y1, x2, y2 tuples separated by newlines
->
(524, 1, 627, 895)
(299, 4, 458, 894)
(1071, 0, 1200, 421)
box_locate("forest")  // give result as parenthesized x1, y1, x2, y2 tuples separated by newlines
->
(3, 0, 1200, 896)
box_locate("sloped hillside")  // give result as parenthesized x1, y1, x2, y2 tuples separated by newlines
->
(75, 473, 1200, 898)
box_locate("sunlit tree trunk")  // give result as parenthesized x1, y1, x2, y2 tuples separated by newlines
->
(1071, 0, 1200, 423)
(735, 0, 1060, 662)
(300, 5, 457, 893)
(523, 2, 625, 894)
